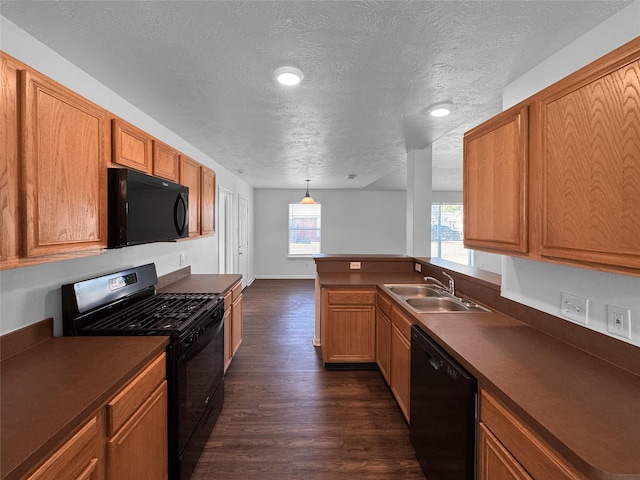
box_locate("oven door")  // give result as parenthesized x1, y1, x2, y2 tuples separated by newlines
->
(175, 309, 224, 478)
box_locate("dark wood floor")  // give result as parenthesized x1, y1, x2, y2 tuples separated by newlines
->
(191, 279, 425, 479)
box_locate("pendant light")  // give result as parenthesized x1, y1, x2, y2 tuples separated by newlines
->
(300, 180, 316, 204)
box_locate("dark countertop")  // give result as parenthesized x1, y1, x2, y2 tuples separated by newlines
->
(1, 334, 168, 480)
(1, 272, 241, 480)
(158, 273, 242, 295)
(317, 270, 640, 479)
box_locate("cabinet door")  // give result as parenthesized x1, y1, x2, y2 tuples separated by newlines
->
(26, 417, 100, 480)
(231, 289, 243, 358)
(1, 53, 21, 265)
(324, 305, 376, 363)
(223, 301, 232, 372)
(464, 104, 528, 254)
(375, 307, 391, 384)
(112, 117, 152, 173)
(22, 69, 108, 257)
(180, 155, 201, 237)
(106, 383, 168, 480)
(152, 139, 180, 182)
(532, 43, 640, 271)
(479, 423, 533, 480)
(201, 166, 216, 235)
(390, 324, 411, 422)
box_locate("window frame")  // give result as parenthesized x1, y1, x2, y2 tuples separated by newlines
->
(288, 203, 321, 257)
(431, 202, 472, 266)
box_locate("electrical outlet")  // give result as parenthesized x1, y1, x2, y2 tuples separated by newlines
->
(349, 262, 361, 270)
(607, 305, 631, 339)
(179, 252, 186, 266)
(414, 263, 422, 272)
(560, 292, 588, 325)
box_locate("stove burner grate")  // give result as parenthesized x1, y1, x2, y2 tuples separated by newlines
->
(87, 293, 219, 332)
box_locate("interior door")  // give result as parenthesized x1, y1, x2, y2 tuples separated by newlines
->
(238, 196, 249, 287)
(217, 187, 234, 274)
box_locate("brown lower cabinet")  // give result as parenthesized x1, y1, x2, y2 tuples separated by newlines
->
(375, 290, 412, 423)
(322, 288, 376, 364)
(375, 305, 391, 383)
(24, 418, 100, 480)
(24, 353, 168, 480)
(479, 389, 584, 480)
(224, 280, 243, 372)
(479, 423, 533, 480)
(389, 305, 412, 422)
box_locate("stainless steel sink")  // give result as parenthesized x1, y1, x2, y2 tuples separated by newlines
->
(384, 284, 447, 297)
(405, 297, 469, 312)
(382, 283, 491, 314)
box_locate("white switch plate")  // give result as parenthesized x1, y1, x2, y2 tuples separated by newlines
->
(414, 262, 422, 272)
(349, 262, 361, 270)
(607, 305, 631, 339)
(560, 292, 588, 325)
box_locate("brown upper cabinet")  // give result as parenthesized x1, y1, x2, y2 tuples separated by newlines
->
(180, 155, 202, 237)
(152, 139, 180, 182)
(1, 53, 217, 271)
(201, 166, 216, 235)
(111, 117, 152, 173)
(1, 53, 22, 265)
(530, 39, 640, 273)
(464, 105, 529, 255)
(21, 67, 109, 258)
(464, 37, 640, 275)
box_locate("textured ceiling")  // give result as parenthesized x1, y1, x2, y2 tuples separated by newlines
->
(1, 1, 632, 191)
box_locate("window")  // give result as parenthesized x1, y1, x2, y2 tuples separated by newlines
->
(289, 203, 321, 256)
(431, 203, 472, 266)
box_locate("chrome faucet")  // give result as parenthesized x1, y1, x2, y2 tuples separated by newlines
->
(442, 271, 455, 296)
(424, 271, 455, 296)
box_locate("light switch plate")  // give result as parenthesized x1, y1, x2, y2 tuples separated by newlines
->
(349, 262, 361, 270)
(414, 263, 422, 272)
(560, 292, 588, 325)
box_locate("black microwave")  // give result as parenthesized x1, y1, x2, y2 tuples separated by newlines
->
(108, 168, 189, 248)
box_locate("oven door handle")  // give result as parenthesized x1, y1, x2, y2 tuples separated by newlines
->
(179, 316, 223, 361)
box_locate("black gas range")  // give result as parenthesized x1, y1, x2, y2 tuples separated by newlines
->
(62, 263, 224, 480)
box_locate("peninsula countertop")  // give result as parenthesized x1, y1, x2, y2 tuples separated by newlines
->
(316, 269, 640, 479)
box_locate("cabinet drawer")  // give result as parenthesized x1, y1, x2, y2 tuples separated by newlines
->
(391, 306, 413, 339)
(480, 390, 583, 480)
(327, 290, 375, 305)
(224, 290, 233, 311)
(27, 417, 99, 480)
(479, 422, 533, 480)
(232, 281, 242, 301)
(106, 353, 166, 436)
(376, 292, 392, 318)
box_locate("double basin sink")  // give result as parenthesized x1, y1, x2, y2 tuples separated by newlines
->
(382, 284, 491, 314)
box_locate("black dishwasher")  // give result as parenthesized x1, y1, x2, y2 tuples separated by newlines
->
(410, 325, 477, 480)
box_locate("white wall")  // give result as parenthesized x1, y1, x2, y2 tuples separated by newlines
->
(254, 189, 406, 278)
(499, 1, 640, 347)
(0, 17, 254, 336)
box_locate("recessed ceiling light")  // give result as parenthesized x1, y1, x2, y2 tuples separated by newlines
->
(427, 102, 453, 117)
(274, 66, 303, 86)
